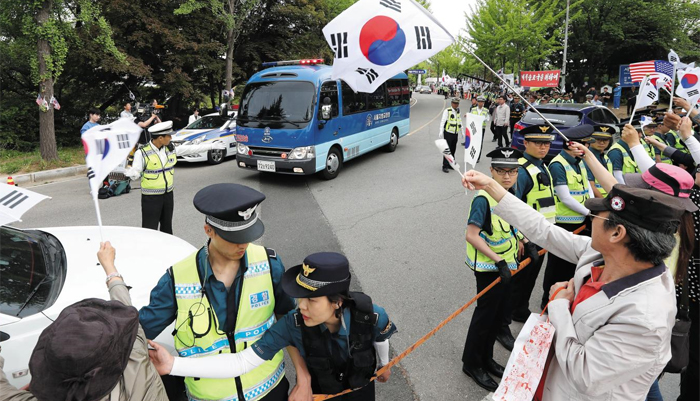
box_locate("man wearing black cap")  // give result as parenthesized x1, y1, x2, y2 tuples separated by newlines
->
(462, 170, 684, 400)
(138, 184, 308, 401)
(439, 98, 464, 173)
(541, 125, 594, 309)
(126, 121, 225, 234)
(462, 147, 524, 391)
(585, 125, 614, 198)
(510, 125, 557, 322)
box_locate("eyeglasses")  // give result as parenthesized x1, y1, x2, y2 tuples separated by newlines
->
(589, 211, 611, 222)
(493, 168, 519, 177)
(528, 142, 551, 148)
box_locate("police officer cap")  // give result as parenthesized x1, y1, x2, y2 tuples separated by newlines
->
(520, 125, 556, 142)
(486, 147, 523, 169)
(562, 124, 594, 149)
(586, 94, 593, 99)
(281, 252, 352, 298)
(148, 121, 173, 137)
(592, 124, 614, 139)
(585, 185, 684, 234)
(476, 96, 486, 102)
(195, 183, 266, 244)
(451, 97, 461, 104)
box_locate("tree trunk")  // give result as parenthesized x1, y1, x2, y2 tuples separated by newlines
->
(37, 0, 58, 161)
(225, 24, 234, 92)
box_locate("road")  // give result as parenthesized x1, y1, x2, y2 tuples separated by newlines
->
(15, 93, 679, 400)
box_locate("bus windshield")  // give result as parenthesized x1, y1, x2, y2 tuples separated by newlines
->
(238, 81, 315, 129)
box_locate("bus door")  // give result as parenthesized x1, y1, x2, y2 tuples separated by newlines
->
(317, 81, 343, 157)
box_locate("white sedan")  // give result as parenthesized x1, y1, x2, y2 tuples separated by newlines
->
(0, 225, 196, 388)
(171, 111, 237, 164)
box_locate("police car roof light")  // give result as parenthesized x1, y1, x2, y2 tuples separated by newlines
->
(261, 59, 324, 67)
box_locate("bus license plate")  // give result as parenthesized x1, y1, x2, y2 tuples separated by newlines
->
(257, 160, 276, 172)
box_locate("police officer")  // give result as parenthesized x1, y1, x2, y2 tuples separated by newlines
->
(139, 183, 310, 401)
(608, 123, 641, 183)
(462, 148, 524, 392)
(551, 92, 562, 104)
(585, 125, 614, 198)
(584, 94, 594, 104)
(439, 97, 463, 173)
(510, 125, 556, 322)
(148, 251, 397, 401)
(561, 93, 574, 104)
(643, 120, 673, 164)
(469, 96, 490, 162)
(540, 125, 594, 309)
(125, 122, 225, 234)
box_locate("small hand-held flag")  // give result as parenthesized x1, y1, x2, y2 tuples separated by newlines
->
(435, 139, 463, 177)
(323, 0, 455, 93)
(629, 75, 657, 123)
(640, 115, 654, 130)
(464, 113, 485, 169)
(0, 185, 51, 227)
(676, 67, 700, 110)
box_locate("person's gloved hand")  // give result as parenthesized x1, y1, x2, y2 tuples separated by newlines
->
(496, 260, 511, 285)
(525, 242, 540, 265)
(438, 131, 444, 140)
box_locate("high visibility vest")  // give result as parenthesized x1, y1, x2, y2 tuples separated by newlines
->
(608, 142, 640, 174)
(561, 99, 574, 103)
(551, 154, 590, 225)
(466, 191, 519, 272)
(172, 245, 285, 401)
(443, 108, 462, 134)
(588, 150, 613, 198)
(518, 157, 556, 223)
(140, 143, 177, 195)
(470, 107, 489, 127)
(668, 130, 690, 155)
(644, 134, 673, 164)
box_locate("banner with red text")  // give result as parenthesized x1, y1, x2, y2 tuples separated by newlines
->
(519, 70, 561, 88)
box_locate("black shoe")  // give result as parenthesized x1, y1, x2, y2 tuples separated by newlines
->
(442, 167, 450, 173)
(462, 365, 498, 392)
(485, 359, 505, 378)
(496, 331, 515, 351)
(512, 307, 531, 323)
(491, 138, 497, 142)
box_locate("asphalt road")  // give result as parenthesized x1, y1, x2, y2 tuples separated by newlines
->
(16, 93, 680, 400)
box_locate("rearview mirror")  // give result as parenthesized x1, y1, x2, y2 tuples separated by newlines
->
(321, 105, 332, 120)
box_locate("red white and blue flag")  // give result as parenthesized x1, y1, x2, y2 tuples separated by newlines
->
(629, 60, 674, 90)
(464, 113, 485, 169)
(677, 67, 700, 110)
(323, 0, 455, 93)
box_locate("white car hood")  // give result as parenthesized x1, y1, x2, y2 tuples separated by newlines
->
(38, 226, 196, 319)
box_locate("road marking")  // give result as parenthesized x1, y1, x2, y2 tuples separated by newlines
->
(407, 97, 446, 136)
(410, 97, 418, 108)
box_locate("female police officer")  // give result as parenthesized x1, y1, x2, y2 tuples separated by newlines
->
(148, 252, 397, 401)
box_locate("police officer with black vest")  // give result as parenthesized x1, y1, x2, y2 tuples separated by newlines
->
(147, 251, 397, 401)
(439, 97, 464, 173)
(139, 184, 310, 401)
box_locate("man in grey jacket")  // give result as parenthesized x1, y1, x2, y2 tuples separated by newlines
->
(461, 171, 684, 401)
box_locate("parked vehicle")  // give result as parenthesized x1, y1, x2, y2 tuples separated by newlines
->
(171, 111, 237, 164)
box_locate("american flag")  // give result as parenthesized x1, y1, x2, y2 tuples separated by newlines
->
(629, 60, 674, 90)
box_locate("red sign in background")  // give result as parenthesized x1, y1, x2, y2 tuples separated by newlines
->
(519, 70, 561, 88)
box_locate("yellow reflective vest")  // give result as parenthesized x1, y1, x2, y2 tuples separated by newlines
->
(551, 153, 590, 225)
(608, 142, 640, 174)
(443, 108, 462, 134)
(588, 149, 613, 198)
(644, 134, 673, 164)
(172, 244, 285, 401)
(140, 143, 177, 195)
(518, 157, 556, 223)
(466, 190, 519, 272)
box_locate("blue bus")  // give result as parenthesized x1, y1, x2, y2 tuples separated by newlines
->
(235, 59, 411, 179)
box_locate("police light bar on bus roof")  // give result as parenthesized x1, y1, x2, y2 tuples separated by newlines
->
(261, 59, 325, 68)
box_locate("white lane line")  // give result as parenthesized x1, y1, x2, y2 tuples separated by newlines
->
(407, 97, 446, 136)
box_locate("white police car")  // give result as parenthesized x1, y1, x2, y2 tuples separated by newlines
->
(0, 225, 196, 388)
(171, 111, 238, 164)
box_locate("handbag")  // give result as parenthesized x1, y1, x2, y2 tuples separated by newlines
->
(663, 272, 691, 373)
(493, 288, 563, 401)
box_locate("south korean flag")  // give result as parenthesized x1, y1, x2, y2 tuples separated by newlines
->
(323, 0, 454, 93)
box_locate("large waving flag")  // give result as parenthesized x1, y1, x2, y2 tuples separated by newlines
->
(323, 0, 454, 93)
(0, 185, 51, 226)
(629, 60, 674, 90)
(464, 113, 485, 169)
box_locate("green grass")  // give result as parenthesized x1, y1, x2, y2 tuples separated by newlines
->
(0, 147, 85, 175)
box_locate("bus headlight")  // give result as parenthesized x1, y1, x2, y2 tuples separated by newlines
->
(288, 146, 315, 160)
(237, 143, 249, 154)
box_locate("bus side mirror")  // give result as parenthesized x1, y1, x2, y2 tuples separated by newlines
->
(320, 97, 332, 120)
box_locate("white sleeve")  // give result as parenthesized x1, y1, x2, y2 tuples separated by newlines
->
(125, 149, 144, 181)
(629, 144, 655, 172)
(170, 347, 265, 379)
(554, 185, 590, 216)
(613, 170, 626, 185)
(175, 143, 214, 157)
(683, 136, 700, 166)
(374, 340, 390, 366)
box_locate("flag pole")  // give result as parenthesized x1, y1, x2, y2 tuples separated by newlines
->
(91, 193, 105, 242)
(628, 74, 649, 124)
(669, 63, 676, 113)
(461, 45, 571, 142)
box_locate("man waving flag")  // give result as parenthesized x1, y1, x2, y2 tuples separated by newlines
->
(323, 0, 454, 93)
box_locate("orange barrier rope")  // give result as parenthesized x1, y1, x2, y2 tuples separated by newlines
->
(312, 225, 586, 400)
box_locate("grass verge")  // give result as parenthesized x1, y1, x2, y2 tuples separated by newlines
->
(0, 147, 85, 175)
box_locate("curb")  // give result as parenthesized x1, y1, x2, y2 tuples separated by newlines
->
(3, 165, 87, 185)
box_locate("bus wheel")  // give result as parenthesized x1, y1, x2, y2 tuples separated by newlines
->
(383, 128, 399, 152)
(320, 147, 342, 180)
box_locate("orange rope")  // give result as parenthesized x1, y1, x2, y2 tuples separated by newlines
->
(312, 225, 586, 400)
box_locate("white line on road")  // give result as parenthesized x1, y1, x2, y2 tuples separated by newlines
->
(407, 97, 446, 136)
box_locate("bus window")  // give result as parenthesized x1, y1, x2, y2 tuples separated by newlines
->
(367, 84, 387, 111)
(387, 80, 403, 107)
(319, 81, 339, 119)
(400, 79, 410, 105)
(238, 81, 315, 128)
(341, 82, 367, 115)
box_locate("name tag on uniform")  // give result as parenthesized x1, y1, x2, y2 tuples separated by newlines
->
(250, 291, 271, 309)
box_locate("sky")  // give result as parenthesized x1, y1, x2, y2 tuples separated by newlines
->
(429, 0, 478, 38)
